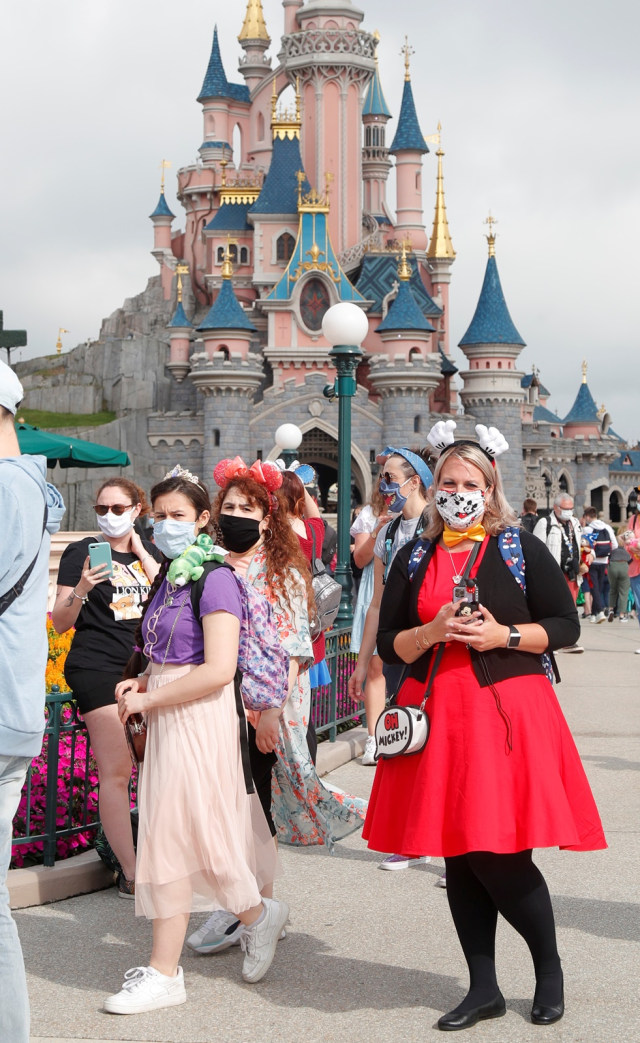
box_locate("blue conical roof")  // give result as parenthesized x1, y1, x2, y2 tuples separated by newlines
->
(363, 65, 391, 118)
(198, 26, 250, 104)
(250, 135, 310, 215)
(376, 280, 435, 333)
(197, 278, 257, 332)
(389, 80, 428, 153)
(563, 382, 600, 425)
(459, 255, 525, 346)
(167, 301, 192, 329)
(149, 192, 175, 219)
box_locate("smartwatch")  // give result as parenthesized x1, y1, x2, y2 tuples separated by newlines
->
(506, 625, 521, 649)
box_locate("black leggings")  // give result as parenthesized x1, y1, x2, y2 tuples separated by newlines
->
(444, 850, 562, 1009)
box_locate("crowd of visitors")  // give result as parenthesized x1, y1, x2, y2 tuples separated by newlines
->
(5, 359, 632, 1030)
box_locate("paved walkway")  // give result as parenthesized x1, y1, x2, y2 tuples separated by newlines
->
(22, 617, 640, 1042)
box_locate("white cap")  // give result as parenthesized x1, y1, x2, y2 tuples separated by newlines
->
(0, 359, 24, 414)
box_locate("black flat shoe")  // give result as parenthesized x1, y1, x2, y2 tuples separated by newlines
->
(438, 992, 506, 1031)
(531, 997, 564, 1025)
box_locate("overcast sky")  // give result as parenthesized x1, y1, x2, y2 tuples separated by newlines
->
(2, 1, 638, 441)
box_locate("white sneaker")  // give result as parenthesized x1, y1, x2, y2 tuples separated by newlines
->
(436, 873, 447, 888)
(635, 649, 640, 655)
(378, 853, 431, 871)
(186, 910, 244, 954)
(362, 735, 377, 765)
(104, 965, 186, 1015)
(595, 611, 606, 623)
(241, 897, 289, 983)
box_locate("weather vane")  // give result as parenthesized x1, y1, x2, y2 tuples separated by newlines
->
(56, 328, 69, 355)
(160, 159, 171, 192)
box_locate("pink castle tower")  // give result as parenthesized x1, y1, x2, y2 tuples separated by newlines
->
(361, 33, 393, 225)
(149, 164, 176, 301)
(389, 40, 429, 255)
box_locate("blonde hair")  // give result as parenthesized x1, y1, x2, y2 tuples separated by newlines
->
(422, 443, 518, 541)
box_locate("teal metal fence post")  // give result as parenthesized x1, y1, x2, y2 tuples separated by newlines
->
(43, 688, 61, 867)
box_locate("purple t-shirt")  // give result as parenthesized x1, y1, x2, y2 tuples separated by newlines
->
(142, 567, 242, 665)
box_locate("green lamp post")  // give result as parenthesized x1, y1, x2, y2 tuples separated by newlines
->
(322, 302, 369, 626)
(275, 422, 303, 469)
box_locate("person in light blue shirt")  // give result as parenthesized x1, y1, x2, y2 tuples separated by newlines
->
(0, 360, 65, 1043)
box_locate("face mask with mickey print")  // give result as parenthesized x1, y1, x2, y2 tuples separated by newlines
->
(435, 489, 486, 531)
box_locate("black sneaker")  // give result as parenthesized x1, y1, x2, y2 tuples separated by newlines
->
(117, 871, 135, 900)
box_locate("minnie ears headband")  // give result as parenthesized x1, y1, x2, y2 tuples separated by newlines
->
(426, 420, 509, 467)
(274, 458, 316, 486)
(213, 456, 283, 492)
(375, 446, 433, 489)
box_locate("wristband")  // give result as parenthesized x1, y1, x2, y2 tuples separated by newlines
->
(72, 587, 89, 604)
(506, 625, 521, 649)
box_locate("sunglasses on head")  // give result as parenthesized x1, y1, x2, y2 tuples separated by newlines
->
(93, 503, 133, 517)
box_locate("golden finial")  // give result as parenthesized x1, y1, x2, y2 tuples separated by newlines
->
(484, 212, 497, 257)
(427, 123, 455, 260)
(56, 328, 69, 355)
(271, 78, 277, 121)
(160, 159, 171, 193)
(221, 238, 238, 280)
(581, 360, 588, 383)
(373, 29, 380, 62)
(397, 240, 412, 280)
(238, 0, 270, 44)
(324, 171, 334, 200)
(219, 159, 228, 188)
(295, 76, 301, 122)
(175, 262, 189, 303)
(296, 170, 306, 207)
(401, 37, 414, 81)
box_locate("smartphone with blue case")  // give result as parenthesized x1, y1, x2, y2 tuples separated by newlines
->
(88, 541, 113, 578)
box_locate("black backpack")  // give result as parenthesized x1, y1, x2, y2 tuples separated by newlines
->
(593, 528, 612, 559)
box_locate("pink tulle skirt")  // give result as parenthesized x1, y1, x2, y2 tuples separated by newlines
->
(135, 664, 278, 920)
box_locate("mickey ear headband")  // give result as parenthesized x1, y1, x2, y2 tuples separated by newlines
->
(274, 458, 316, 486)
(426, 420, 509, 467)
(375, 446, 433, 489)
(213, 456, 283, 493)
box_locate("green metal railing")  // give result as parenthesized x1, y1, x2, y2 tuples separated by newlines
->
(12, 629, 362, 867)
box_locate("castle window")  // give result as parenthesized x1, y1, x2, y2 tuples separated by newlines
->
(217, 345, 230, 360)
(409, 347, 422, 361)
(216, 245, 237, 265)
(485, 361, 490, 368)
(213, 428, 220, 447)
(299, 277, 330, 332)
(240, 246, 249, 265)
(365, 126, 372, 147)
(413, 415, 421, 433)
(498, 361, 502, 369)
(277, 232, 295, 264)
(559, 474, 569, 492)
(257, 111, 265, 141)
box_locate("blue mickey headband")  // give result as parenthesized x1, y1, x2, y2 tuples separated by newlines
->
(376, 446, 433, 490)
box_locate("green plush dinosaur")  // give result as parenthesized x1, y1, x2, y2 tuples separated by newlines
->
(167, 533, 226, 586)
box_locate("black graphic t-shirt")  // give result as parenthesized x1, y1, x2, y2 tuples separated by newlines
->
(58, 536, 163, 673)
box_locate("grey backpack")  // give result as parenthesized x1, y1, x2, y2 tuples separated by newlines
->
(309, 523, 342, 638)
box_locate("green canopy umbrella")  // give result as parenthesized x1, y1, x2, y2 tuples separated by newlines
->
(15, 423, 130, 469)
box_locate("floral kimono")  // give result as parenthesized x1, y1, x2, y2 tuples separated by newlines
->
(245, 545, 367, 850)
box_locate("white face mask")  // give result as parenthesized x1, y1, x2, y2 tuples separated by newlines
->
(152, 518, 197, 559)
(435, 488, 486, 531)
(559, 509, 573, 521)
(95, 509, 135, 540)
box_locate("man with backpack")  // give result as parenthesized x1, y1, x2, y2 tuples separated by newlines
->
(533, 495, 584, 651)
(581, 507, 617, 623)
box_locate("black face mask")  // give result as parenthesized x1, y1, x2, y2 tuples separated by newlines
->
(218, 514, 262, 554)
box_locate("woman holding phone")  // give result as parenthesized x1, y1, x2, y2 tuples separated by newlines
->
(52, 477, 161, 897)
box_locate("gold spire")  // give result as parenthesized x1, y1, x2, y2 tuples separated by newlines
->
(221, 238, 238, 279)
(581, 359, 588, 384)
(238, 0, 270, 43)
(401, 36, 414, 81)
(484, 212, 497, 257)
(160, 159, 171, 193)
(175, 263, 189, 303)
(56, 328, 69, 355)
(427, 124, 456, 260)
(397, 240, 412, 280)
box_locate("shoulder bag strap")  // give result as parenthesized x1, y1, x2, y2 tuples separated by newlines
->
(0, 500, 48, 618)
(382, 515, 402, 582)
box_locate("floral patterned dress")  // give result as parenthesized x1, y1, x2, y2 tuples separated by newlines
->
(245, 545, 367, 850)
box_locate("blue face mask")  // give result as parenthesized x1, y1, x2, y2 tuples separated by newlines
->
(379, 476, 412, 514)
(152, 519, 197, 559)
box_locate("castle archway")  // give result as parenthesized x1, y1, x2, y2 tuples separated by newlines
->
(266, 422, 371, 509)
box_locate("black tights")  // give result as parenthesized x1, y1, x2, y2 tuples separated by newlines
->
(444, 850, 562, 1011)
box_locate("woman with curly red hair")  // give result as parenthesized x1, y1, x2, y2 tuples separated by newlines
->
(186, 457, 367, 957)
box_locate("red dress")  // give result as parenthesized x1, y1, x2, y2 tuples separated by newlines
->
(363, 543, 606, 857)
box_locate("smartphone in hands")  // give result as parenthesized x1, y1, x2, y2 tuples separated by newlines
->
(453, 580, 481, 622)
(88, 541, 113, 578)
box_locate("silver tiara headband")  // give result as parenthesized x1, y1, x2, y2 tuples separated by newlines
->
(163, 464, 201, 485)
(426, 420, 509, 462)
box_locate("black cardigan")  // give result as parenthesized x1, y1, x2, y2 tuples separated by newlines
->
(377, 530, 580, 687)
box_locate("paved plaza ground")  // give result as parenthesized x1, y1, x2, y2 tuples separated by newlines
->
(21, 617, 639, 1043)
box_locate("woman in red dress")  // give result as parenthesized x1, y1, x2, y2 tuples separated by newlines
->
(363, 423, 606, 1031)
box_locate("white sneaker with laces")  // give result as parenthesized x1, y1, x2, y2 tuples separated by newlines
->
(241, 897, 289, 983)
(103, 965, 186, 1015)
(595, 611, 606, 623)
(378, 853, 431, 870)
(362, 735, 377, 765)
(186, 909, 244, 954)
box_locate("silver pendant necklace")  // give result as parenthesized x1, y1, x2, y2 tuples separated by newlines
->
(446, 545, 474, 584)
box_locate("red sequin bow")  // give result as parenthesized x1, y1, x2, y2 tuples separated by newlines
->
(213, 456, 283, 492)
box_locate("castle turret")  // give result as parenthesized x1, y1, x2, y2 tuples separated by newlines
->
(458, 219, 526, 504)
(190, 247, 262, 471)
(563, 362, 610, 438)
(197, 26, 249, 167)
(368, 246, 441, 445)
(362, 33, 393, 224)
(149, 174, 176, 300)
(279, 0, 376, 254)
(389, 40, 429, 254)
(166, 263, 193, 383)
(238, 0, 272, 93)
